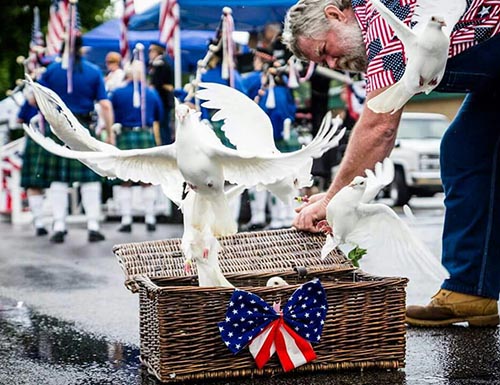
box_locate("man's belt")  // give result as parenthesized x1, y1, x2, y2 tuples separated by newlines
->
(121, 126, 152, 132)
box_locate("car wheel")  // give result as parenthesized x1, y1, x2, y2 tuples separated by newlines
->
(389, 169, 411, 206)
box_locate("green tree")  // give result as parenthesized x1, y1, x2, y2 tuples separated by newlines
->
(0, 1, 112, 97)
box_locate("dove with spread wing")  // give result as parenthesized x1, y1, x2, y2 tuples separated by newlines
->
(367, 0, 467, 114)
(318, 158, 449, 300)
(196, 82, 345, 204)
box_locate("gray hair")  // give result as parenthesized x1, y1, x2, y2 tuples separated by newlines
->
(282, 0, 352, 60)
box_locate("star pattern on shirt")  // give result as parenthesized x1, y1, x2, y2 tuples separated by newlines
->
(382, 52, 406, 82)
(368, 38, 383, 62)
(477, 5, 491, 18)
(475, 27, 493, 43)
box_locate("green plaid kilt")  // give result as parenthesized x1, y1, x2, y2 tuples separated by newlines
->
(108, 129, 156, 186)
(116, 129, 156, 150)
(29, 112, 102, 184)
(41, 130, 103, 184)
(20, 136, 53, 189)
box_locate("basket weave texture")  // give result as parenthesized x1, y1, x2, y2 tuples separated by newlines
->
(114, 228, 407, 383)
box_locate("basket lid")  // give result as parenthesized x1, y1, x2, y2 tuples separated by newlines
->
(113, 228, 353, 284)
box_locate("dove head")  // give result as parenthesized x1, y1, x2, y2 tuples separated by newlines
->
(348, 176, 368, 190)
(429, 16, 446, 28)
(175, 104, 192, 123)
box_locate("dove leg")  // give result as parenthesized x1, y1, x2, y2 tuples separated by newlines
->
(440, 91, 500, 300)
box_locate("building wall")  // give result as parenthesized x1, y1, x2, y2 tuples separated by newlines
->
(404, 96, 465, 121)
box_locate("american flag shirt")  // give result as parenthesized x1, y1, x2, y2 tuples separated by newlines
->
(353, 0, 500, 92)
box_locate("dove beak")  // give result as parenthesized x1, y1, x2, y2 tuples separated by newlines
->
(439, 20, 447, 27)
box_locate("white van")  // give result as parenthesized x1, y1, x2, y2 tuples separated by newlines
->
(388, 112, 450, 205)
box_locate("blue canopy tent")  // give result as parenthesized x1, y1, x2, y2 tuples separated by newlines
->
(83, 1, 296, 80)
(82, 18, 215, 73)
(128, 0, 296, 31)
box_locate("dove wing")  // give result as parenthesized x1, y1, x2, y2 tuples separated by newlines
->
(24, 123, 185, 205)
(412, 0, 467, 36)
(361, 158, 395, 203)
(196, 82, 278, 154)
(25, 76, 117, 153)
(210, 115, 345, 187)
(371, 0, 417, 46)
(349, 203, 449, 282)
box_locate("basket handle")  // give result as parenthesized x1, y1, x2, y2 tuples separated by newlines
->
(126, 275, 161, 298)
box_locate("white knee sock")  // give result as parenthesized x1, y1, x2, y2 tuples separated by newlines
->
(118, 186, 133, 225)
(28, 194, 45, 229)
(142, 186, 156, 225)
(249, 188, 267, 224)
(50, 182, 68, 232)
(80, 182, 101, 231)
(269, 195, 285, 228)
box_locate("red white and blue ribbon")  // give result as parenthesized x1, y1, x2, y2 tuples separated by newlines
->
(218, 279, 327, 372)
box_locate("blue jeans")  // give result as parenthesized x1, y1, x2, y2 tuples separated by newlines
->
(434, 34, 500, 300)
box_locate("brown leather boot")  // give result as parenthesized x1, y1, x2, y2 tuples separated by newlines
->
(406, 289, 499, 327)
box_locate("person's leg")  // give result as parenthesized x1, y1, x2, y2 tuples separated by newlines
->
(142, 185, 157, 231)
(27, 188, 47, 236)
(49, 181, 68, 243)
(118, 184, 133, 232)
(406, 90, 500, 327)
(243, 188, 267, 230)
(80, 181, 105, 242)
(440, 91, 500, 300)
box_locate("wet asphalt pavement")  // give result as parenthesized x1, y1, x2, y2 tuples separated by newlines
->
(0, 196, 499, 385)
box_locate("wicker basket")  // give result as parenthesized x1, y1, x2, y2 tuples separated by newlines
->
(114, 228, 407, 383)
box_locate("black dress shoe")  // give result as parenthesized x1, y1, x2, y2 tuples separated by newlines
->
(146, 223, 156, 232)
(240, 222, 266, 232)
(50, 231, 65, 243)
(88, 230, 105, 242)
(36, 227, 48, 236)
(118, 224, 132, 233)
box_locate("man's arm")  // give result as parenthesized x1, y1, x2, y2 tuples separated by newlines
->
(293, 86, 404, 231)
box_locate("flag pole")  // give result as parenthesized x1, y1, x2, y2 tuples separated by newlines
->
(173, 7, 181, 89)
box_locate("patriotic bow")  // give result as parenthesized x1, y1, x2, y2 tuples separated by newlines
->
(218, 279, 327, 372)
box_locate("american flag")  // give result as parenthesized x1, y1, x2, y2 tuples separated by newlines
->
(120, 0, 135, 63)
(27, 6, 45, 76)
(159, 0, 179, 57)
(46, 0, 69, 56)
(218, 279, 327, 372)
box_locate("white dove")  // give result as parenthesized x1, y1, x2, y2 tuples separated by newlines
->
(319, 158, 449, 298)
(24, 81, 345, 237)
(367, 0, 467, 114)
(196, 82, 345, 204)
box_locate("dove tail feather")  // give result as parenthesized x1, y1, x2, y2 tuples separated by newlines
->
(321, 234, 340, 260)
(367, 82, 413, 114)
(207, 194, 238, 237)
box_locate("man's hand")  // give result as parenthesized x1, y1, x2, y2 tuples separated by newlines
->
(292, 192, 328, 232)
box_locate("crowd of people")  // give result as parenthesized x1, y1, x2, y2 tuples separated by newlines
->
(17, 22, 345, 243)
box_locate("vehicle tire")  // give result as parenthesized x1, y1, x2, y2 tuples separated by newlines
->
(390, 169, 411, 206)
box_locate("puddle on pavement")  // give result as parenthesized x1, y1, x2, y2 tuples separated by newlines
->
(0, 297, 144, 385)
